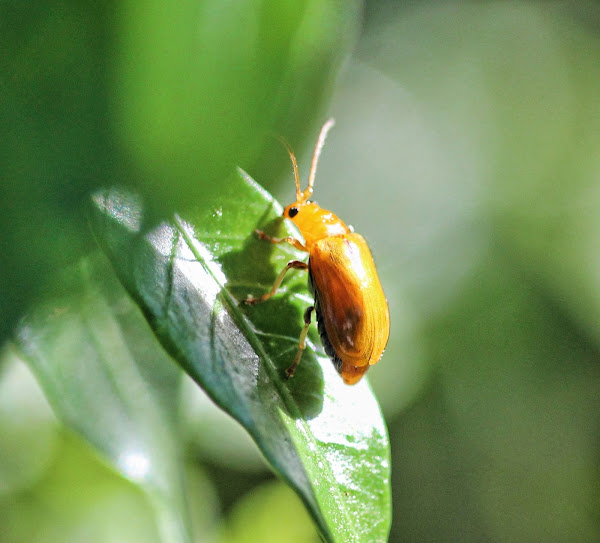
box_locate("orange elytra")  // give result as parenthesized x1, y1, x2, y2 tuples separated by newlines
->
(244, 119, 390, 385)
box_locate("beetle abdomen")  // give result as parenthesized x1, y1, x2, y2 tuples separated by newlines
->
(313, 291, 342, 373)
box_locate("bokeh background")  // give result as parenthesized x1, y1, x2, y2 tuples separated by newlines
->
(2, 1, 600, 541)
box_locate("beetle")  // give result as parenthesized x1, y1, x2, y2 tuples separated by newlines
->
(243, 119, 390, 385)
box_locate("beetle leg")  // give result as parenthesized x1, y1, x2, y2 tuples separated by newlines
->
(286, 305, 314, 379)
(243, 260, 308, 305)
(254, 229, 307, 252)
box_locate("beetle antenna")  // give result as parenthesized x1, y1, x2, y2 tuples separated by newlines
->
(304, 118, 335, 201)
(277, 135, 302, 201)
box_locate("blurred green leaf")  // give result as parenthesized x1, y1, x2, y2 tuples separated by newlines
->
(0, 429, 178, 543)
(0, 349, 59, 497)
(0, 0, 360, 345)
(0, 1, 111, 342)
(113, 0, 362, 216)
(16, 256, 192, 543)
(89, 169, 391, 543)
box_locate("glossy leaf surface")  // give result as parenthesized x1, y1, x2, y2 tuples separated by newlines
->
(89, 170, 391, 542)
(17, 256, 192, 543)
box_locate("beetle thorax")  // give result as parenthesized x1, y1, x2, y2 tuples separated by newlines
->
(283, 201, 350, 247)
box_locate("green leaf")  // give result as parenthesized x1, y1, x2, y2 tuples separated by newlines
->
(0, 0, 361, 345)
(16, 255, 193, 543)
(114, 0, 362, 216)
(89, 169, 391, 542)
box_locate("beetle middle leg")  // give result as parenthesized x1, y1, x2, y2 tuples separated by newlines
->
(242, 260, 308, 305)
(285, 305, 314, 379)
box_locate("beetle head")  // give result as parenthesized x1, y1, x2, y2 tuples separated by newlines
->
(282, 200, 349, 246)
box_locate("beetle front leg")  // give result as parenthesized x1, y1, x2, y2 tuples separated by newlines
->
(285, 305, 315, 379)
(242, 260, 308, 305)
(254, 229, 307, 252)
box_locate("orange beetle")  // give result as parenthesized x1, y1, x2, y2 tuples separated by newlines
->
(244, 119, 390, 385)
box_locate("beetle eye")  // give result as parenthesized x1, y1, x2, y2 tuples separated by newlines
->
(288, 207, 299, 218)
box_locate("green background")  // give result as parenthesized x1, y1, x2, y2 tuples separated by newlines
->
(2, 1, 600, 541)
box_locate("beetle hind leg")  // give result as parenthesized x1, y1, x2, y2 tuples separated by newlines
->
(285, 305, 314, 379)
